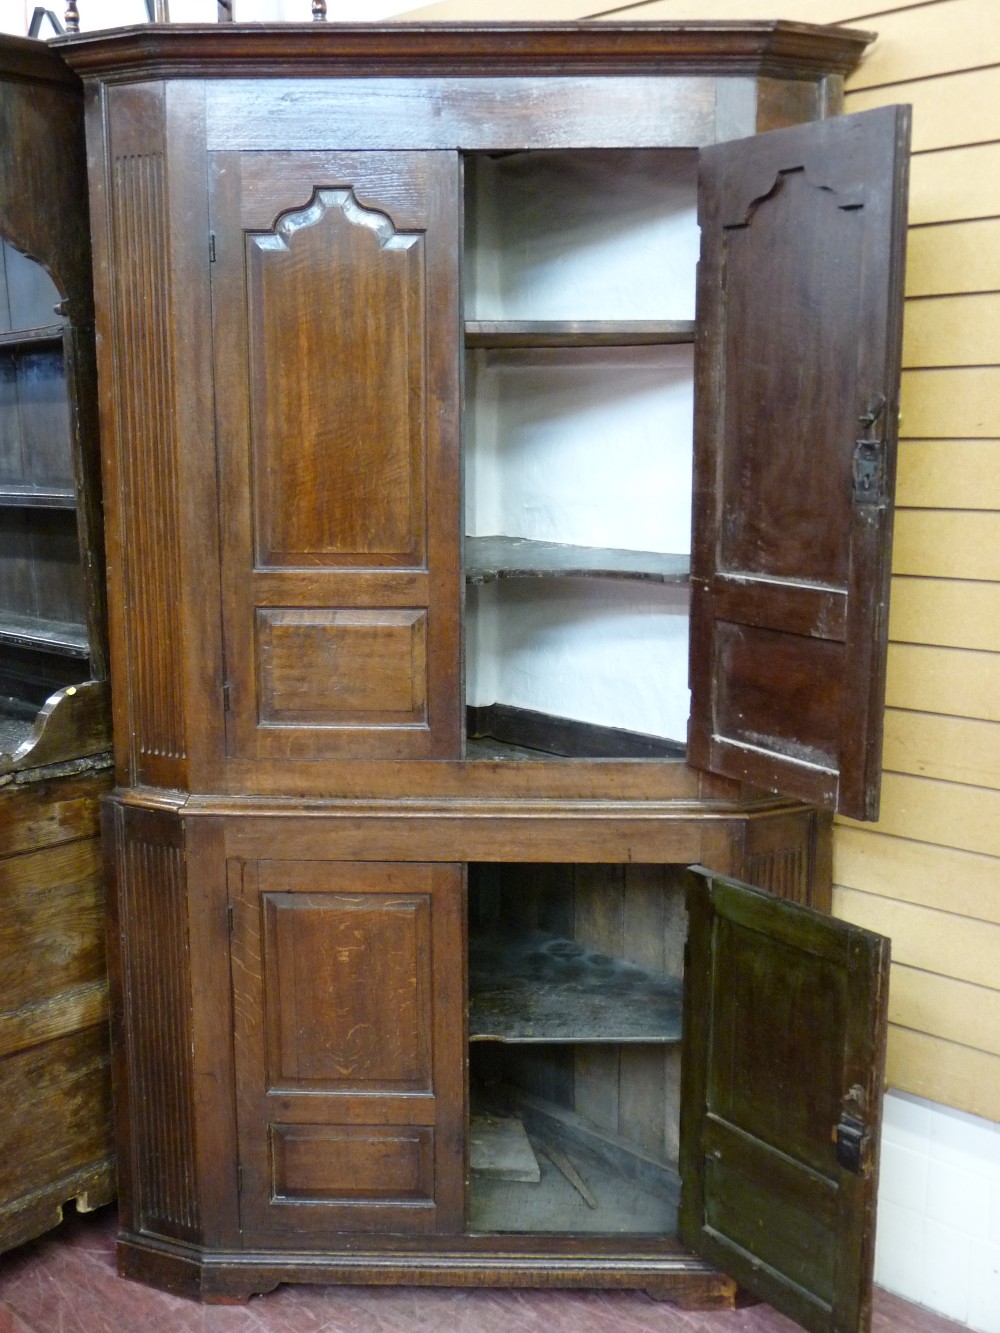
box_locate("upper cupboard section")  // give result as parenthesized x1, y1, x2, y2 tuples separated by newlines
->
(210, 144, 702, 770)
(464, 150, 700, 323)
(463, 150, 699, 757)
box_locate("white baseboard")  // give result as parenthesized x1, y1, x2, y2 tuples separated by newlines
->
(876, 1090, 1000, 1331)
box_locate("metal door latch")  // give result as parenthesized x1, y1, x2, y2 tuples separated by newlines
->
(835, 1113, 868, 1173)
(852, 396, 888, 506)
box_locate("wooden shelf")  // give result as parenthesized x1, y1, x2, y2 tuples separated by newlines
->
(0, 711, 34, 756)
(469, 930, 683, 1044)
(467, 703, 686, 761)
(466, 536, 690, 585)
(0, 324, 63, 350)
(0, 488, 75, 510)
(465, 320, 696, 349)
(0, 613, 89, 658)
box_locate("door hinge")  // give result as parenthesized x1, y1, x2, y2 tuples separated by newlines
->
(227, 902, 235, 934)
(222, 681, 232, 711)
(209, 231, 217, 263)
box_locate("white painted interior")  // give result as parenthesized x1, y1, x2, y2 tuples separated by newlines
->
(464, 151, 698, 742)
(466, 346, 694, 553)
(466, 579, 691, 741)
(465, 150, 700, 321)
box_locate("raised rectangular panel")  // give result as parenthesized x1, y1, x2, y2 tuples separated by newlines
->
(246, 188, 426, 569)
(713, 621, 844, 776)
(262, 889, 432, 1091)
(271, 1124, 434, 1204)
(465, 150, 699, 321)
(256, 608, 427, 727)
(231, 856, 464, 1239)
(716, 175, 863, 588)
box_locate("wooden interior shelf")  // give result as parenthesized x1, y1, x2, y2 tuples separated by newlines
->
(0, 613, 89, 658)
(465, 320, 696, 349)
(0, 709, 34, 756)
(0, 488, 76, 510)
(467, 703, 686, 760)
(0, 324, 63, 350)
(466, 536, 690, 585)
(469, 930, 683, 1044)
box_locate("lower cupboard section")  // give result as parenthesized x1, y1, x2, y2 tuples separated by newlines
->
(467, 862, 685, 1240)
(104, 797, 827, 1303)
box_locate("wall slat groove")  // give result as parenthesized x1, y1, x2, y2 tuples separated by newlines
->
(886, 643, 1000, 719)
(841, 772, 1000, 860)
(834, 887, 1000, 990)
(834, 827, 1000, 923)
(882, 709, 1000, 789)
(884, 1028, 1000, 1122)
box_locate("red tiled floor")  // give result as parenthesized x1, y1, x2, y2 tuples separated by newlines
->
(0, 1206, 970, 1333)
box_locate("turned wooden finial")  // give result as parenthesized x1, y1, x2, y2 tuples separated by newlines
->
(65, 0, 79, 32)
(312, 0, 327, 20)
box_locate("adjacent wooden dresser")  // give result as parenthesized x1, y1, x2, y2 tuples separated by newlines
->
(57, 22, 908, 1332)
(0, 33, 113, 1255)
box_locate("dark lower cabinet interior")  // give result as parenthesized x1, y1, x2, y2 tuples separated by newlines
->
(468, 862, 685, 1239)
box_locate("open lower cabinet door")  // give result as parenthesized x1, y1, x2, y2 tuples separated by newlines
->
(688, 104, 911, 821)
(678, 867, 890, 1333)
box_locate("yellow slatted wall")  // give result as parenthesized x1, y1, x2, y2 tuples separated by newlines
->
(397, 0, 1000, 1123)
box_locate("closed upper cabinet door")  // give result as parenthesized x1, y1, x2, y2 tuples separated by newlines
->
(679, 866, 890, 1333)
(689, 106, 911, 820)
(209, 150, 462, 765)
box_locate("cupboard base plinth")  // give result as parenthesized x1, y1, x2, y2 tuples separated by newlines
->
(115, 1230, 736, 1309)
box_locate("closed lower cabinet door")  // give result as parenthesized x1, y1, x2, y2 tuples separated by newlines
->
(229, 857, 465, 1243)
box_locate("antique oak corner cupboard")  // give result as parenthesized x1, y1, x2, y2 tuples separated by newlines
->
(55, 19, 909, 1333)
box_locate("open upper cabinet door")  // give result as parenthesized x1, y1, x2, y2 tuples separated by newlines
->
(688, 105, 911, 820)
(678, 867, 890, 1333)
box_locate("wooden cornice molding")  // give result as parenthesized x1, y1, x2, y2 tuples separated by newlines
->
(54, 20, 873, 83)
(0, 31, 80, 89)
